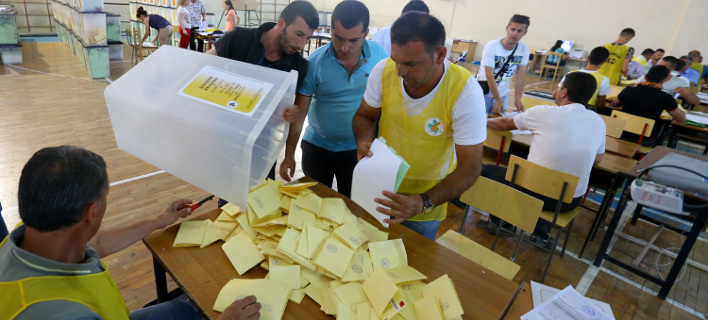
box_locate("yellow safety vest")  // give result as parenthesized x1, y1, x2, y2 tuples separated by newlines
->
(597, 43, 629, 86)
(0, 236, 130, 320)
(378, 59, 470, 222)
(690, 62, 704, 94)
(567, 70, 605, 106)
(632, 56, 647, 66)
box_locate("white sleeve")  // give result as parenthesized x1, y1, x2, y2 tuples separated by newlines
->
(598, 77, 611, 95)
(597, 123, 606, 155)
(481, 41, 496, 68)
(451, 78, 487, 145)
(363, 60, 387, 108)
(513, 105, 546, 131)
(520, 44, 530, 65)
(636, 75, 646, 83)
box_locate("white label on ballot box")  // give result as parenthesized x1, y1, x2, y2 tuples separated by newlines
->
(178, 65, 274, 117)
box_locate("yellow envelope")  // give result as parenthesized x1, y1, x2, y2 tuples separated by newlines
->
(221, 203, 241, 217)
(250, 179, 268, 192)
(280, 189, 300, 198)
(247, 184, 282, 219)
(269, 257, 301, 289)
(421, 275, 463, 320)
(368, 239, 408, 270)
(235, 213, 256, 240)
(333, 282, 368, 308)
(414, 295, 444, 320)
(294, 192, 323, 215)
(355, 302, 376, 320)
(296, 224, 330, 259)
(224, 225, 245, 242)
(216, 211, 237, 222)
(287, 203, 316, 230)
(253, 215, 288, 227)
(173, 220, 207, 247)
(321, 288, 337, 315)
(289, 288, 306, 304)
(337, 302, 357, 320)
(280, 181, 318, 192)
(213, 278, 290, 320)
(342, 247, 373, 282)
(315, 217, 333, 231)
(398, 281, 426, 303)
(381, 288, 415, 320)
(343, 208, 358, 225)
(362, 267, 398, 317)
(314, 237, 355, 278)
(253, 225, 287, 238)
(385, 266, 427, 285)
(280, 195, 292, 212)
(276, 228, 316, 270)
(304, 283, 325, 306)
(357, 218, 389, 242)
(319, 197, 347, 224)
(333, 223, 370, 249)
(266, 179, 284, 195)
(251, 207, 283, 226)
(201, 220, 237, 248)
(222, 232, 265, 275)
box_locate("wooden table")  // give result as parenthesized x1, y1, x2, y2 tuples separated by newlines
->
(504, 283, 533, 319)
(666, 117, 708, 154)
(606, 85, 625, 100)
(143, 177, 522, 319)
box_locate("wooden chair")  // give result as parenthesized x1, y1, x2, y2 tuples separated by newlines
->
(504, 155, 580, 283)
(436, 230, 520, 280)
(483, 127, 513, 166)
(611, 110, 655, 146)
(539, 52, 563, 83)
(126, 28, 138, 64)
(133, 27, 158, 63)
(459, 176, 544, 263)
(600, 114, 626, 138)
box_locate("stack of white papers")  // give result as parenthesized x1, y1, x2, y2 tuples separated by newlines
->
(522, 282, 614, 320)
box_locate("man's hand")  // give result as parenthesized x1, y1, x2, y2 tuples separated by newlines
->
(157, 199, 193, 226)
(674, 87, 690, 96)
(514, 99, 525, 112)
(279, 155, 296, 182)
(356, 140, 373, 161)
(492, 99, 504, 115)
(217, 296, 261, 320)
(375, 191, 423, 224)
(282, 104, 299, 123)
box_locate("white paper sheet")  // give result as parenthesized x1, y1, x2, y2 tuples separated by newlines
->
(350, 139, 401, 228)
(686, 112, 708, 125)
(528, 282, 615, 320)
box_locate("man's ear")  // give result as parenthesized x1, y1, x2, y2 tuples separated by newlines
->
(83, 201, 100, 228)
(434, 46, 447, 65)
(276, 18, 286, 30)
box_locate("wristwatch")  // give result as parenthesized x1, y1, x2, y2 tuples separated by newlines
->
(420, 193, 434, 214)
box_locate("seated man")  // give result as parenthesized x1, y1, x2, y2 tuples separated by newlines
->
(613, 66, 687, 146)
(636, 56, 700, 105)
(633, 48, 654, 67)
(0, 146, 260, 320)
(626, 47, 646, 80)
(679, 56, 700, 89)
(553, 46, 610, 110)
(477, 72, 606, 249)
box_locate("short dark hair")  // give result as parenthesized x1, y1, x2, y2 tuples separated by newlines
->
(588, 46, 610, 65)
(620, 28, 635, 37)
(661, 56, 679, 69)
(331, 0, 369, 32)
(401, 0, 429, 15)
(562, 72, 597, 105)
(655, 48, 665, 53)
(680, 55, 693, 64)
(646, 65, 671, 83)
(676, 59, 686, 71)
(508, 14, 530, 28)
(280, 0, 319, 30)
(641, 48, 655, 56)
(19, 146, 109, 232)
(391, 11, 445, 56)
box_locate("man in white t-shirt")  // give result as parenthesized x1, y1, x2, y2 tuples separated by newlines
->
(553, 46, 611, 110)
(371, 0, 429, 56)
(478, 72, 606, 249)
(353, 12, 486, 240)
(476, 14, 531, 115)
(636, 56, 700, 105)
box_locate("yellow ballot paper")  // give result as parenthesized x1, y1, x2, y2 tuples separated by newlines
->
(362, 267, 398, 317)
(343, 247, 374, 282)
(380, 289, 415, 320)
(269, 257, 301, 289)
(287, 203, 316, 230)
(385, 266, 427, 285)
(201, 220, 237, 248)
(247, 185, 282, 219)
(235, 213, 257, 240)
(421, 274, 463, 320)
(213, 278, 290, 320)
(414, 295, 444, 320)
(280, 181, 318, 192)
(289, 288, 306, 304)
(337, 302, 357, 320)
(319, 198, 347, 224)
(314, 237, 355, 278)
(216, 211, 237, 222)
(333, 282, 368, 308)
(173, 220, 208, 247)
(398, 281, 426, 303)
(276, 228, 316, 270)
(356, 303, 376, 320)
(368, 239, 408, 270)
(280, 196, 292, 212)
(297, 224, 330, 259)
(222, 232, 265, 275)
(357, 218, 389, 243)
(304, 282, 325, 306)
(333, 223, 369, 249)
(221, 203, 241, 217)
(293, 192, 323, 214)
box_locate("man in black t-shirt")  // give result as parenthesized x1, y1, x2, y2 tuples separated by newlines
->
(612, 65, 686, 145)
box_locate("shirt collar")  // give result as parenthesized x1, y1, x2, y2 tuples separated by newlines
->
(254, 22, 277, 42)
(324, 40, 372, 60)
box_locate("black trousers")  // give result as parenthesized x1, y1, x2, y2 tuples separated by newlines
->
(481, 165, 582, 239)
(301, 140, 357, 198)
(189, 27, 204, 52)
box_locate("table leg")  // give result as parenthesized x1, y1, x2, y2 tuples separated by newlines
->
(153, 257, 169, 303)
(594, 176, 633, 267)
(657, 212, 708, 299)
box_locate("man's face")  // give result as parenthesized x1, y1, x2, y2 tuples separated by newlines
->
(681, 59, 691, 72)
(653, 51, 664, 62)
(658, 60, 674, 71)
(391, 40, 443, 89)
(505, 22, 528, 46)
(331, 20, 367, 61)
(278, 16, 315, 55)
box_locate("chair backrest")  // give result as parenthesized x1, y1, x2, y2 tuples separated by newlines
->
(125, 28, 134, 47)
(504, 155, 579, 204)
(133, 27, 141, 46)
(544, 52, 563, 68)
(484, 128, 513, 153)
(611, 110, 655, 137)
(460, 176, 543, 233)
(599, 114, 626, 138)
(436, 230, 520, 281)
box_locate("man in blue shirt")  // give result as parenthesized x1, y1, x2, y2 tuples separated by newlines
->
(279, 0, 388, 197)
(679, 56, 700, 88)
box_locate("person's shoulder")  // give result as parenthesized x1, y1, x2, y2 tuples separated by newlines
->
(306, 43, 329, 61)
(291, 52, 308, 70)
(483, 38, 502, 48)
(365, 40, 388, 58)
(518, 41, 530, 52)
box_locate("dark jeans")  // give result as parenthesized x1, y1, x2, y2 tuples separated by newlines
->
(218, 164, 275, 208)
(301, 140, 357, 198)
(481, 165, 581, 239)
(189, 27, 204, 52)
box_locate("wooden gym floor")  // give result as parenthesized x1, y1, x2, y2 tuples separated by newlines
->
(2, 42, 708, 319)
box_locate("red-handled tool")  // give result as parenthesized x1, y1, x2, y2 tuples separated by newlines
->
(189, 195, 215, 212)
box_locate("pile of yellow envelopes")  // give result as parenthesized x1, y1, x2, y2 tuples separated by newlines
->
(173, 179, 464, 320)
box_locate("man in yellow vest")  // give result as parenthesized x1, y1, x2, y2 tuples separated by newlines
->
(688, 50, 708, 87)
(353, 12, 486, 240)
(553, 46, 611, 111)
(0, 146, 261, 320)
(633, 48, 654, 67)
(597, 28, 635, 86)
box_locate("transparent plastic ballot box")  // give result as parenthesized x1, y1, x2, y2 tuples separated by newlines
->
(0, 5, 19, 45)
(104, 46, 297, 210)
(106, 12, 121, 42)
(0, 43, 22, 64)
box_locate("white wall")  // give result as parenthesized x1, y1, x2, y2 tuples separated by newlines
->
(315, 0, 708, 61)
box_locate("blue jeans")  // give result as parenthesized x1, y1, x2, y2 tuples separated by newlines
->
(484, 94, 509, 115)
(129, 294, 203, 320)
(400, 219, 441, 240)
